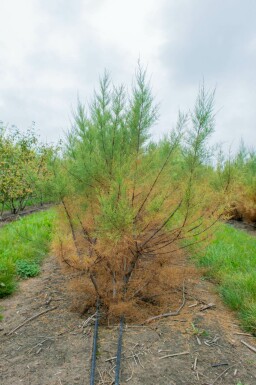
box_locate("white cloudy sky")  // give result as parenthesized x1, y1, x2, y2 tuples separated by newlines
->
(0, 0, 255, 151)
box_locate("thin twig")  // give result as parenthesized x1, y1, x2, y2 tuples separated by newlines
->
(158, 349, 174, 353)
(105, 355, 119, 362)
(188, 302, 198, 308)
(125, 363, 134, 382)
(241, 340, 256, 353)
(193, 355, 198, 371)
(98, 369, 104, 384)
(159, 351, 189, 360)
(105, 351, 144, 362)
(144, 281, 186, 323)
(211, 364, 236, 385)
(82, 313, 97, 328)
(204, 335, 219, 346)
(136, 353, 144, 368)
(8, 307, 57, 335)
(200, 303, 215, 312)
(28, 337, 54, 353)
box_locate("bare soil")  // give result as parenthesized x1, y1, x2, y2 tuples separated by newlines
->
(227, 220, 256, 237)
(1, 255, 256, 385)
(0, 204, 53, 228)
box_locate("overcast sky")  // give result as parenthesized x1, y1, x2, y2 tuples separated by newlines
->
(0, 0, 255, 152)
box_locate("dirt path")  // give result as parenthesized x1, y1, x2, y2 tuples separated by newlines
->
(0, 204, 54, 228)
(1, 256, 256, 385)
(227, 220, 256, 237)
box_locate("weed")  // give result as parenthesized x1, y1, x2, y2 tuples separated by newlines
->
(16, 260, 40, 279)
(190, 322, 208, 337)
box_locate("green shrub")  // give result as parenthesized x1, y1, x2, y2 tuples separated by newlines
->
(53, 67, 230, 321)
(16, 260, 40, 278)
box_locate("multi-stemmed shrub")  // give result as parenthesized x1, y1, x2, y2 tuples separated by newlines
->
(53, 67, 230, 322)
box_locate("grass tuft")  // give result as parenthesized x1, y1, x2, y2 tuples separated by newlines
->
(192, 223, 256, 334)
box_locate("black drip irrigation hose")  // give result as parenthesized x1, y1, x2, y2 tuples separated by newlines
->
(89, 300, 100, 385)
(89, 304, 125, 385)
(114, 316, 124, 385)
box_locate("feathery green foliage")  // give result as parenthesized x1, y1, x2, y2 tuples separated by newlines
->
(54, 66, 229, 321)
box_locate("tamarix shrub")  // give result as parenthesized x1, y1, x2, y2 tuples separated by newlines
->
(53, 66, 231, 322)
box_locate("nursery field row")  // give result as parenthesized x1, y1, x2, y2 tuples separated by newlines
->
(1, 68, 255, 336)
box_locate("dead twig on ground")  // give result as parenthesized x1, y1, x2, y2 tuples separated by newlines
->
(241, 339, 256, 353)
(7, 306, 57, 336)
(136, 353, 144, 368)
(97, 368, 114, 385)
(81, 312, 96, 328)
(193, 354, 198, 371)
(188, 302, 198, 308)
(125, 363, 134, 382)
(211, 364, 236, 385)
(27, 337, 54, 353)
(200, 303, 215, 312)
(204, 335, 219, 346)
(44, 295, 52, 305)
(105, 353, 124, 362)
(144, 281, 186, 324)
(159, 351, 189, 360)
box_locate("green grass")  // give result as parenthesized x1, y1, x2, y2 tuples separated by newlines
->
(0, 209, 55, 298)
(192, 223, 256, 335)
